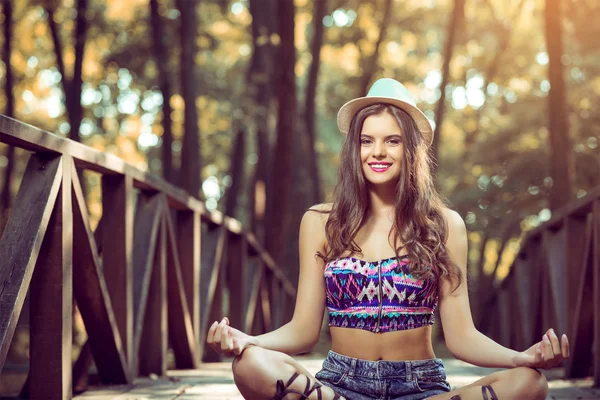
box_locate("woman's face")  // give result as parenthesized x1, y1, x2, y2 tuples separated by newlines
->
(359, 110, 404, 186)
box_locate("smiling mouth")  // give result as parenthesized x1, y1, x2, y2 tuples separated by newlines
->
(368, 163, 392, 172)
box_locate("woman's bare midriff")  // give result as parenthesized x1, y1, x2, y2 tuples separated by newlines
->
(330, 325, 435, 361)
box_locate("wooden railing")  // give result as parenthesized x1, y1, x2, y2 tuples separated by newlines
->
(480, 186, 600, 386)
(0, 114, 296, 399)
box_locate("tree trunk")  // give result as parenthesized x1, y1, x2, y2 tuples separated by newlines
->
(432, 0, 465, 170)
(46, 0, 88, 142)
(464, 0, 527, 150)
(544, 0, 574, 210)
(304, 0, 327, 204)
(150, 0, 175, 184)
(247, 0, 277, 241)
(1, 0, 15, 228)
(176, 0, 202, 197)
(265, 0, 297, 266)
(69, 0, 87, 142)
(358, 0, 393, 96)
(224, 130, 245, 219)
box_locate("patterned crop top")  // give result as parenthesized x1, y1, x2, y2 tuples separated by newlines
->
(324, 255, 438, 333)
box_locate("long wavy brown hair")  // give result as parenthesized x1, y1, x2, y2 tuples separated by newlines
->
(317, 104, 462, 293)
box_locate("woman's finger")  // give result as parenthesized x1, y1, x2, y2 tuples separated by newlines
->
(206, 321, 218, 344)
(535, 343, 543, 362)
(548, 329, 562, 358)
(225, 327, 234, 351)
(213, 318, 227, 345)
(542, 335, 554, 361)
(561, 334, 570, 358)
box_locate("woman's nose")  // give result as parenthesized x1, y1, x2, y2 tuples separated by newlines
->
(373, 141, 386, 157)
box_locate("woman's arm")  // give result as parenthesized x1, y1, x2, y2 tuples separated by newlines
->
(438, 209, 524, 368)
(254, 207, 329, 355)
(440, 210, 569, 368)
(207, 207, 329, 356)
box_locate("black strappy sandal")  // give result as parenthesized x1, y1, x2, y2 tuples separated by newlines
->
(482, 385, 498, 400)
(273, 372, 343, 400)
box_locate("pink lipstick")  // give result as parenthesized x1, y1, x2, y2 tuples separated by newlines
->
(368, 162, 392, 172)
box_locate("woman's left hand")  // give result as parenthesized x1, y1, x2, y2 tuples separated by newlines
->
(513, 328, 570, 369)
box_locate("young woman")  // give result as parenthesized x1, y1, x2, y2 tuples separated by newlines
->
(207, 78, 569, 400)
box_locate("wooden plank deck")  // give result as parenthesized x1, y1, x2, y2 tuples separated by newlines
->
(75, 356, 600, 400)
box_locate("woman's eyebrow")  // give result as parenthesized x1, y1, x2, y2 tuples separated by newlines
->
(359, 134, 403, 138)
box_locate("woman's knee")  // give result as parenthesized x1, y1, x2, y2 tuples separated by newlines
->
(509, 367, 548, 399)
(232, 346, 297, 396)
(232, 346, 270, 380)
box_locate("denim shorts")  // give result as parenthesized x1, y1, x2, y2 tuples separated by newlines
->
(314, 350, 451, 400)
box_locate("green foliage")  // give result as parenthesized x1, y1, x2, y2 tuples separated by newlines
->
(1, 0, 599, 247)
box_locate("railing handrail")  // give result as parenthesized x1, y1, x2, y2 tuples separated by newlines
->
(0, 113, 295, 294)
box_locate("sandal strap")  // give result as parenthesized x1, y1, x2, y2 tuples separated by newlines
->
(305, 381, 323, 400)
(483, 385, 498, 400)
(274, 372, 302, 399)
(273, 372, 325, 399)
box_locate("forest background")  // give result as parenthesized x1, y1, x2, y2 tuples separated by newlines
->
(0, 0, 599, 356)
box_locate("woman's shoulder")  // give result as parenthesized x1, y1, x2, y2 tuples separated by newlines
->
(303, 202, 332, 221)
(299, 204, 331, 251)
(300, 203, 332, 230)
(439, 206, 465, 228)
(307, 203, 333, 213)
(439, 206, 467, 243)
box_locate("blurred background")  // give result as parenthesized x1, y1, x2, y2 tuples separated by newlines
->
(0, 0, 599, 394)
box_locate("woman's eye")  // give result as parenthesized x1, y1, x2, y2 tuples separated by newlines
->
(360, 139, 372, 145)
(387, 139, 401, 145)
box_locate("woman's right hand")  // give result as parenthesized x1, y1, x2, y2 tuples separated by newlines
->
(206, 317, 259, 356)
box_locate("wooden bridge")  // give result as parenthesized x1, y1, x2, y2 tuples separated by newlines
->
(0, 114, 599, 399)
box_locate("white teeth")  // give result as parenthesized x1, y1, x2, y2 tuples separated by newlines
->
(371, 164, 390, 168)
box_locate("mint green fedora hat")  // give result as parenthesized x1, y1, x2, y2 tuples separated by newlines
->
(337, 78, 434, 147)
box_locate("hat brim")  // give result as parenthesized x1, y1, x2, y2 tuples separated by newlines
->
(337, 96, 434, 147)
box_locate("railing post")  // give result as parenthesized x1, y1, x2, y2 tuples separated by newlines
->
(268, 266, 281, 329)
(101, 174, 134, 368)
(227, 232, 247, 331)
(131, 192, 165, 377)
(177, 210, 201, 362)
(565, 214, 588, 331)
(527, 236, 544, 342)
(164, 202, 198, 369)
(593, 200, 600, 386)
(200, 223, 228, 362)
(564, 212, 595, 378)
(0, 153, 62, 376)
(71, 163, 130, 384)
(138, 209, 167, 376)
(30, 155, 72, 400)
(542, 226, 568, 335)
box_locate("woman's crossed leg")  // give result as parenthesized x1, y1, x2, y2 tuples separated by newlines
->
(429, 366, 548, 400)
(233, 348, 548, 400)
(232, 346, 345, 400)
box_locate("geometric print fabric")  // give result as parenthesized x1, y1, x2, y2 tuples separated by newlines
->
(324, 255, 438, 333)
